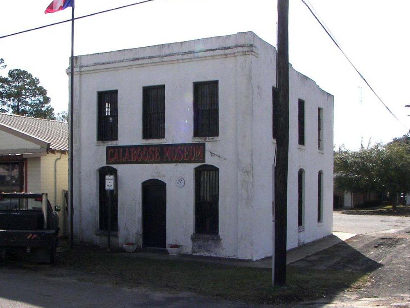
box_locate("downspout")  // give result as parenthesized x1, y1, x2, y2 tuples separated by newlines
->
(54, 152, 63, 207)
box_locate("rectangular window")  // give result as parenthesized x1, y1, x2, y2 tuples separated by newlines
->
(318, 108, 323, 150)
(195, 165, 219, 235)
(97, 90, 118, 141)
(194, 81, 219, 137)
(318, 171, 323, 223)
(298, 99, 305, 146)
(143, 85, 165, 139)
(298, 169, 304, 228)
(272, 87, 279, 139)
(0, 162, 24, 193)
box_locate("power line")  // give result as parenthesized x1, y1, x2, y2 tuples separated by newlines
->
(0, 0, 154, 40)
(300, 0, 405, 126)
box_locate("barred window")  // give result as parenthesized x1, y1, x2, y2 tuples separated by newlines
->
(143, 85, 165, 139)
(194, 81, 219, 137)
(318, 171, 323, 223)
(98, 166, 118, 232)
(272, 87, 279, 139)
(195, 165, 219, 235)
(298, 168, 305, 228)
(298, 99, 305, 146)
(97, 90, 118, 141)
(318, 108, 323, 150)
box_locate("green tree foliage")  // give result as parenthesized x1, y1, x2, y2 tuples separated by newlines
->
(335, 135, 410, 206)
(0, 58, 6, 70)
(0, 68, 55, 119)
(56, 110, 68, 122)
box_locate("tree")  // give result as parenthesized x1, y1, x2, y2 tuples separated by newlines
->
(56, 111, 68, 122)
(335, 145, 384, 194)
(0, 58, 6, 70)
(335, 136, 410, 208)
(0, 68, 55, 119)
(379, 139, 410, 208)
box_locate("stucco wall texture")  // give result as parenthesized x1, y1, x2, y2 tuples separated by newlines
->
(72, 32, 334, 260)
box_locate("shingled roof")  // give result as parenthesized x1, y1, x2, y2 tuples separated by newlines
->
(0, 113, 68, 151)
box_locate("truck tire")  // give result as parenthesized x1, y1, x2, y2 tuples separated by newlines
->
(49, 241, 56, 264)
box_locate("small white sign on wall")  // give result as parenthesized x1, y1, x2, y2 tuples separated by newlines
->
(105, 175, 115, 190)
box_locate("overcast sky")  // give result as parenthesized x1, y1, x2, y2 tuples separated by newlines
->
(1, 0, 409, 149)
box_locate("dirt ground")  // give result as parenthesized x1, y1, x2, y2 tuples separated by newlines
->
(294, 213, 410, 307)
(0, 213, 409, 307)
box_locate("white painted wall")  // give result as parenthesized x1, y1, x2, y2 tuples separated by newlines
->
(72, 32, 333, 260)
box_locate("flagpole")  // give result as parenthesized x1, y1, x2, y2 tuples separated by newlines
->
(69, 2, 75, 249)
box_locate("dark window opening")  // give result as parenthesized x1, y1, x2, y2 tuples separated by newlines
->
(97, 90, 118, 141)
(0, 162, 24, 193)
(298, 99, 305, 146)
(298, 168, 304, 227)
(318, 108, 323, 150)
(98, 166, 118, 231)
(194, 81, 219, 137)
(318, 171, 323, 222)
(195, 165, 219, 235)
(143, 85, 165, 139)
(272, 87, 279, 139)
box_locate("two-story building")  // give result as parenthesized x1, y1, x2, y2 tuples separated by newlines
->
(71, 32, 334, 260)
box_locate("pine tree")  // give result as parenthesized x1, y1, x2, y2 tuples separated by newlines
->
(0, 68, 55, 120)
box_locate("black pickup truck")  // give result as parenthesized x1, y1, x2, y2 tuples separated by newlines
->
(0, 193, 59, 264)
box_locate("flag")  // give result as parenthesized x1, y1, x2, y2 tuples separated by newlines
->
(45, 0, 74, 14)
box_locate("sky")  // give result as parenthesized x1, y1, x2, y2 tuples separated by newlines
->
(1, 0, 409, 150)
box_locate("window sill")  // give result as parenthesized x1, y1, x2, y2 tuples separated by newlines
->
(191, 233, 221, 241)
(318, 149, 324, 154)
(140, 138, 167, 144)
(95, 230, 118, 237)
(298, 226, 305, 233)
(297, 145, 306, 151)
(96, 140, 119, 146)
(192, 137, 219, 143)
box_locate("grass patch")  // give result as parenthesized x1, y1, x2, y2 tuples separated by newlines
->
(57, 246, 367, 305)
(342, 204, 410, 217)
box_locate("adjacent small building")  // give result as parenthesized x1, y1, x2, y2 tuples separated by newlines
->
(0, 113, 68, 234)
(71, 32, 334, 260)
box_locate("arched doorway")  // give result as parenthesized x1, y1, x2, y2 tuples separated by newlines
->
(142, 179, 166, 248)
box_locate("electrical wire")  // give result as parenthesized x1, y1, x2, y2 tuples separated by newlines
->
(0, 0, 154, 40)
(300, 0, 405, 126)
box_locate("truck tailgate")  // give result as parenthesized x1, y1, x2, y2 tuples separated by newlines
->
(0, 230, 56, 248)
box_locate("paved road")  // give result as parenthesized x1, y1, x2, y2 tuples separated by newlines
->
(333, 212, 410, 235)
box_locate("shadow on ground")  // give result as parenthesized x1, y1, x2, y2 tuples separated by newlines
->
(0, 235, 390, 306)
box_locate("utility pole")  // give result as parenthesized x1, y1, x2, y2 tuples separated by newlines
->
(274, 0, 289, 286)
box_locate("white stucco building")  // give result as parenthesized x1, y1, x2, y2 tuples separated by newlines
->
(71, 32, 334, 260)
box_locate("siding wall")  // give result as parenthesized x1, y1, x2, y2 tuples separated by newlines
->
(0, 130, 42, 152)
(26, 157, 41, 193)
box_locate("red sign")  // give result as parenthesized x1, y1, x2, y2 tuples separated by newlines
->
(106, 143, 205, 164)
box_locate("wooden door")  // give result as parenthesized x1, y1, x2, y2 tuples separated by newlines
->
(142, 180, 166, 248)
